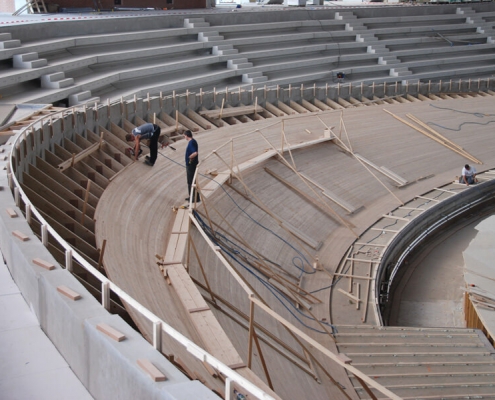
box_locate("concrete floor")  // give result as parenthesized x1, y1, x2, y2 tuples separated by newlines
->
(0, 253, 93, 400)
(394, 216, 485, 328)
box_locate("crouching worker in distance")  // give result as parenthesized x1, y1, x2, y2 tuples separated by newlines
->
(459, 164, 478, 186)
(125, 123, 161, 166)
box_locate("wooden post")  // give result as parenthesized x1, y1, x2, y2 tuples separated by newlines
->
(26, 204, 31, 225)
(97, 239, 107, 271)
(173, 90, 176, 108)
(229, 140, 234, 185)
(186, 89, 189, 106)
(153, 320, 162, 352)
(81, 180, 91, 224)
(153, 113, 156, 124)
(220, 98, 225, 119)
(147, 92, 150, 109)
(253, 330, 274, 390)
(65, 248, 73, 272)
(247, 299, 255, 369)
(159, 91, 163, 109)
(41, 224, 48, 247)
(102, 281, 110, 311)
(175, 110, 179, 132)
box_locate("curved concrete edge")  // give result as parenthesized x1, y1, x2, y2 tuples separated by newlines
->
(0, 147, 218, 399)
(377, 178, 495, 324)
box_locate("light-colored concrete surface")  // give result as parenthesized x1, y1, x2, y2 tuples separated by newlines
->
(395, 217, 483, 328)
(0, 253, 94, 400)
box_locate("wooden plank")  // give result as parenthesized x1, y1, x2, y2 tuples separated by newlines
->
(137, 359, 167, 382)
(54, 144, 109, 189)
(354, 154, 407, 186)
(314, 98, 332, 111)
(264, 103, 286, 117)
(199, 105, 264, 119)
(289, 100, 309, 113)
(57, 285, 82, 300)
(58, 141, 101, 172)
(325, 98, 344, 110)
(6, 208, 17, 218)
(96, 323, 126, 342)
(178, 111, 201, 132)
(276, 101, 297, 115)
(186, 109, 213, 130)
(33, 258, 55, 270)
(299, 172, 356, 213)
(80, 131, 126, 170)
(301, 99, 321, 113)
(13, 230, 29, 241)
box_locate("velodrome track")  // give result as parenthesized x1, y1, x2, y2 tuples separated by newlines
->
(94, 93, 495, 399)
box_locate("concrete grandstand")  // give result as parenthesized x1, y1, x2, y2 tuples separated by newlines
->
(1, 4, 495, 400)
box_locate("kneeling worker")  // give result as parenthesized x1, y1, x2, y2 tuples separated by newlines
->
(126, 123, 161, 166)
(460, 164, 478, 186)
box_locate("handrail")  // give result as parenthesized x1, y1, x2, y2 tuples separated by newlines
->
(7, 102, 276, 400)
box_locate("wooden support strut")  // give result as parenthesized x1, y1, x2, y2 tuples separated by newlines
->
(58, 141, 103, 172)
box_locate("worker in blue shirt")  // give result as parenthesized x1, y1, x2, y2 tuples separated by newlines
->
(184, 130, 200, 202)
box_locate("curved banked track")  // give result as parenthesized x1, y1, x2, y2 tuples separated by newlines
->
(66, 93, 494, 399)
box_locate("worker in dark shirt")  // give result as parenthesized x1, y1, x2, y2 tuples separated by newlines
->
(184, 130, 200, 202)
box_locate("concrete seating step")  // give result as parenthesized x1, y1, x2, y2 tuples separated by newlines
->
(242, 72, 267, 83)
(198, 32, 224, 42)
(212, 44, 238, 56)
(68, 91, 99, 106)
(41, 72, 74, 89)
(227, 58, 252, 69)
(215, 20, 346, 36)
(390, 67, 412, 77)
(0, 39, 21, 49)
(184, 18, 210, 28)
(13, 52, 47, 69)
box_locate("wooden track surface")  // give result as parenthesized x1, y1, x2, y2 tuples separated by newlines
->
(95, 94, 495, 400)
